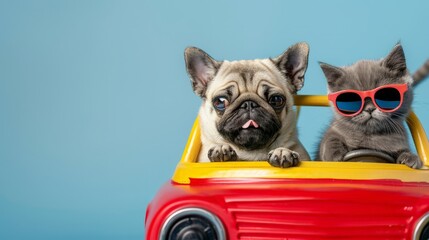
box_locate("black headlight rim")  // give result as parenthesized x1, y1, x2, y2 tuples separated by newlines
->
(159, 207, 226, 240)
(414, 212, 429, 240)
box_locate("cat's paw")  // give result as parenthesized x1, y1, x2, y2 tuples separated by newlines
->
(397, 152, 423, 169)
(268, 147, 300, 168)
(208, 144, 237, 162)
(331, 153, 346, 162)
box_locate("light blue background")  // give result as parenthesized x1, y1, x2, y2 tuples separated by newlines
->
(1, 0, 428, 239)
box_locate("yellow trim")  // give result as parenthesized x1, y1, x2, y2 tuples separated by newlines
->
(173, 95, 429, 184)
(173, 161, 428, 184)
(179, 117, 201, 164)
(293, 95, 330, 106)
(407, 111, 429, 164)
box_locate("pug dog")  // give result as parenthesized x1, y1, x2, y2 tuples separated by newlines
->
(184, 42, 311, 168)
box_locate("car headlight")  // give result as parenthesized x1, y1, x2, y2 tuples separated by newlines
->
(159, 207, 226, 240)
(414, 213, 429, 240)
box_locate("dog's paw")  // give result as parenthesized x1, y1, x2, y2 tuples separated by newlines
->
(208, 145, 237, 162)
(397, 152, 423, 169)
(268, 147, 300, 168)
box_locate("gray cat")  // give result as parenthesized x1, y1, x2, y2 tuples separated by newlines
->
(317, 44, 423, 169)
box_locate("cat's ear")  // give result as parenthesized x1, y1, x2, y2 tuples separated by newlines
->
(272, 42, 309, 93)
(185, 47, 222, 98)
(319, 62, 345, 84)
(382, 43, 407, 76)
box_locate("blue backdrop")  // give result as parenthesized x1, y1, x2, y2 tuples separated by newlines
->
(1, 0, 428, 239)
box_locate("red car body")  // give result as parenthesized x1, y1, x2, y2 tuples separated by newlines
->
(145, 96, 429, 240)
(146, 178, 429, 240)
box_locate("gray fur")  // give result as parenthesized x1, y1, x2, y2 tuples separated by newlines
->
(317, 44, 423, 169)
(413, 59, 429, 87)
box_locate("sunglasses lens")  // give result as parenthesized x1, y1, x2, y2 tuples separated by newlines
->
(374, 87, 401, 110)
(336, 92, 362, 115)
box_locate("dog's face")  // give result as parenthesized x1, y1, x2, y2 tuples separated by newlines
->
(185, 43, 309, 151)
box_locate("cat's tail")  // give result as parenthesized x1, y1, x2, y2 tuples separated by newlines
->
(412, 59, 429, 87)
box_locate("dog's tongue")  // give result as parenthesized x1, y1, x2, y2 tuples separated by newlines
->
(242, 120, 259, 129)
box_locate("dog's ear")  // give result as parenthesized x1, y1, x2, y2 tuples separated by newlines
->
(272, 42, 309, 93)
(184, 47, 222, 98)
(319, 62, 345, 87)
(382, 43, 407, 76)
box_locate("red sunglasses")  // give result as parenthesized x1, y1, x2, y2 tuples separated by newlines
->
(328, 84, 408, 117)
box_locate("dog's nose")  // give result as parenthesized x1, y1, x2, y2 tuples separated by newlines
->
(240, 100, 259, 110)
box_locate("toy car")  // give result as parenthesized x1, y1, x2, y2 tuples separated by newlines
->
(145, 95, 429, 240)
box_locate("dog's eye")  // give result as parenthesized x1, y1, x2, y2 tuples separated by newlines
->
(213, 96, 229, 111)
(269, 95, 285, 109)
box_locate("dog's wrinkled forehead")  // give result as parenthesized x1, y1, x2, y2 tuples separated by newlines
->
(206, 59, 290, 97)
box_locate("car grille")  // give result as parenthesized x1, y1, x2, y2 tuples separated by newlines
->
(224, 185, 415, 240)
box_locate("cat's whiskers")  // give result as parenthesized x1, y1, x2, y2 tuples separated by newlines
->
(385, 117, 405, 135)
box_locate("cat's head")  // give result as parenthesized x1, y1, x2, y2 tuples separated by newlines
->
(319, 44, 414, 132)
